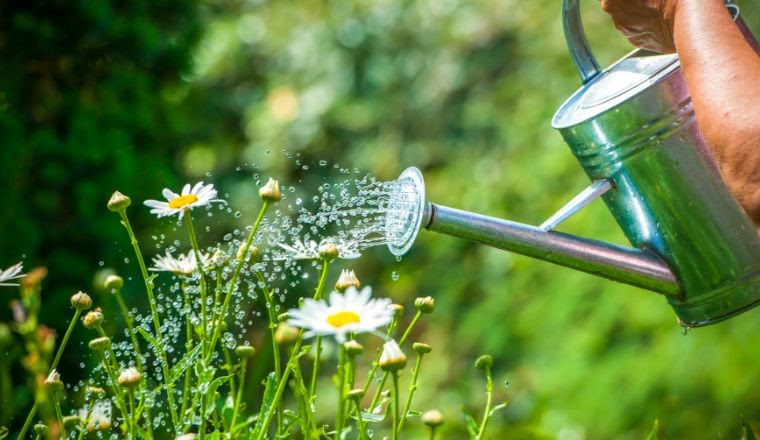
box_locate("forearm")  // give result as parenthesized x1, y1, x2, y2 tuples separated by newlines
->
(674, 0, 760, 221)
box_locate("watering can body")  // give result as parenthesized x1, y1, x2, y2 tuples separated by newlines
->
(390, 0, 760, 327)
(552, 0, 760, 326)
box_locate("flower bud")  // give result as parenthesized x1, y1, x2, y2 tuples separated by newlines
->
(63, 415, 82, 428)
(343, 340, 364, 357)
(318, 242, 339, 260)
(107, 191, 131, 212)
(335, 269, 361, 293)
(235, 345, 256, 358)
(82, 308, 104, 329)
(118, 367, 142, 388)
(88, 336, 111, 352)
(412, 342, 432, 354)
(475, 354, 493, 371)
(274, 323, 299, 345)
(0, 322, 12, 347)
(207, 249, 228, 270)
(87, 386, 106, 398)
(277, 312, 290, 322)
(388, 304, 405, 318)
(103, 274, 124, 291)
(379, 340, 406, 372)
(259, 178, 281, 202)
(44, 370, 64, 396)
(422, 409, 444, 427)
(346, 388, 365, 402)
(33, 424, 50, 437)
(21, 267, 47, 289)
(237, 245, 260, 264)
(176, 435, 197, 440)
(414, 296, 435, 314)
(70, 291, 92, 311)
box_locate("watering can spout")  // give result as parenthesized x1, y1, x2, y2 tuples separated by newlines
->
(384, 167, 680, 297)
(422, 202, 681, 296)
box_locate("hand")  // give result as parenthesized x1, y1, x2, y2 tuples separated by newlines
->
(601, 0, 680, 53)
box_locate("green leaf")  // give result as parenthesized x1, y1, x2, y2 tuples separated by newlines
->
(251, 372, 278, 439)
(405, 410, 422, 418)
(137, 328, 169, 372)
(462, 410, 479, 439)
(741, 417, 758, 440)
(646, 419, 659, 440)
(168, 343, 202, 385)
(203, 375, 231, 417)
(489, 401, 509, 417)
(353, 412, 386, 423)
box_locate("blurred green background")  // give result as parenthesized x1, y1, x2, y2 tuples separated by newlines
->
(2, 0, 760, 438)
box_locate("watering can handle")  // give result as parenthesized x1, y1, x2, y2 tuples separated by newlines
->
(563, 0, 743, 84)
(562, 0, 601, 84)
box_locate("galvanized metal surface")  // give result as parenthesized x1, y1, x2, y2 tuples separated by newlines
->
(426, 203, 680, 296)
(552, 0, 760, 326)
(393, 1, 760, 327)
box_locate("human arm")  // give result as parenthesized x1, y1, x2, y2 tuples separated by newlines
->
(602, 0, 760, 223)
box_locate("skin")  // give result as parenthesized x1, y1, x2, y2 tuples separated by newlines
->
(601, 0, 760, 225)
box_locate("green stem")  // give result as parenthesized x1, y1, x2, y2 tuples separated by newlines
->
(307, 259, 331, 403)
(230, 358, 247, 429)
(390, 372, 400, 440)
(254, 340, 302, 440)
(76, 397, 95, 440)
(290, 358, 316, 439)
(367, 312, 421, 411)
(308, 336, 322, 400)
(398, 311, 421, 346)
(184, 212, 209, 357)
(179, 284, 194, 428)
(353, 400, 369, 440)
(398, 354, 424, 431)
(476, 366, 493, 440)
(53, 399, 65, 439)
(361, 315, 399, 398)
(334, 345, 346, 440)
(256, 272, 283, 435)
(223, 347, 237, 404)
(113, 288, 144, 371)
(205, 202, 268, 362)
(98, 352, 131, 437)
(118, 210, 179, 430)
(128, 391, 136, 440)
(17, 309, 81, 440)
(428, 426, 437, 440)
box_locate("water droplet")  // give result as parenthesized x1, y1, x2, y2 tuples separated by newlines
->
(391, 271, 399, 281)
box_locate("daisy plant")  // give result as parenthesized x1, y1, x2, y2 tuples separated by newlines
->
(4, 175, 507, 440)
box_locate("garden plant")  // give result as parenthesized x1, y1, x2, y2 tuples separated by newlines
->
(0, 178, 506, 439)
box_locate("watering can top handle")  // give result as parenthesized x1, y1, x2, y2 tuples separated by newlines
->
(563, 0, 740, 85)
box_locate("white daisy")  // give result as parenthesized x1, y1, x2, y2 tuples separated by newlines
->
(0, 262, 25, 286)
(143, 182, 224, 219)
(275, 238, 361, 261)
(149, 250, 209, 275)
(287, 286, 393, 342)
(79, 401, 112, 432)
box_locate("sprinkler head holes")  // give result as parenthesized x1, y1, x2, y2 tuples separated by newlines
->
(386, 167, 426, 257)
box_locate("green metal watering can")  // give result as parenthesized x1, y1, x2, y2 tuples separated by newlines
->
(385, 0, 760, 327)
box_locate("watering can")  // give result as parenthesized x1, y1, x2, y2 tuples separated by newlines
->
(385, 0, 760, 327)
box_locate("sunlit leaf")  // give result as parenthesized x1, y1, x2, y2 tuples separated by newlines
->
(251, 372, 277, 438)
(646, 419, 659, 440)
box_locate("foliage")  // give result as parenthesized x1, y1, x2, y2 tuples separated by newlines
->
(2, 0, 760, 438)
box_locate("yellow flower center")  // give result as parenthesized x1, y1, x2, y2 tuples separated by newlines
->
(326, 311, 361, 328)
(168, 194, 199, 209)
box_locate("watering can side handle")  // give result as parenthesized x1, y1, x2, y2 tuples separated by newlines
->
(563, 0, 601, 84)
